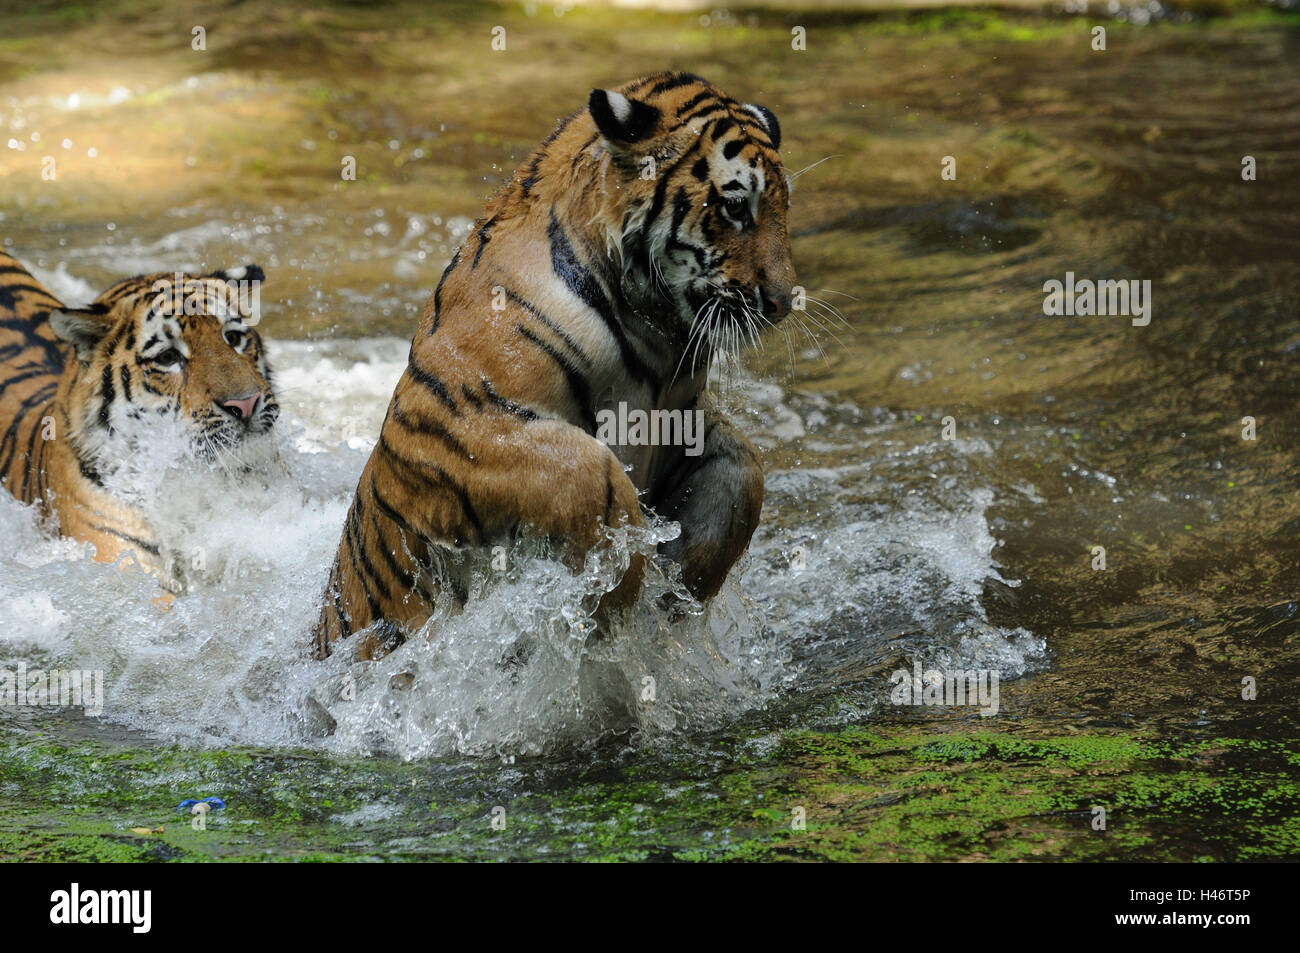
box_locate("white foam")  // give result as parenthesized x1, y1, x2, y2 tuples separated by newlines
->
(0, 337, 1044, 757)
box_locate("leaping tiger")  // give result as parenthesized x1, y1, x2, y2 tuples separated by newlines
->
(0, 250, 280, 586)
(314, 72, 797, 660)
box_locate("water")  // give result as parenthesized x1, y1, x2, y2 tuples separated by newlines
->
(0, 327, 1043, 759)
(1, 3, 1297, 860)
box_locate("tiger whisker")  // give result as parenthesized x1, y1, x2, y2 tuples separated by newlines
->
(802, 294, 851, 328)
(790, 310, 845, 354)
(671, 294, 717, 386)
(790, 154, 842, 181)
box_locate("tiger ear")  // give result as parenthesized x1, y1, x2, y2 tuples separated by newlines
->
(49, 305, 114, 361)
(743, 103, 781, 150)
(589, 89, 660, 147)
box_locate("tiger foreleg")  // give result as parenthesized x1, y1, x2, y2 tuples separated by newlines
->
(651, 407, 764, 603)
(492, 420, 648, 619)
(314, 418, 648, 660)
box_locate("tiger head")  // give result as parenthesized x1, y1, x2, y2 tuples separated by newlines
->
(588, 73, 797, 361)
(48, 265, 279, 467)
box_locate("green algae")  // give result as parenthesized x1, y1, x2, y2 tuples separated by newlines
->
(2, 723, 1294, 862)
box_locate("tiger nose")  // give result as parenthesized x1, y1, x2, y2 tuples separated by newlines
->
(217, 393, 260, 422)
(761, 287, 791, 319)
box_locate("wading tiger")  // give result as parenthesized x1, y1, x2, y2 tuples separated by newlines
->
(0, 250, 280, 586)
(314, 72, 797, 660)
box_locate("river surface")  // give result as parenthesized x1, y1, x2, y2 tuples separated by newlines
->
(0, 2, 1296, 860)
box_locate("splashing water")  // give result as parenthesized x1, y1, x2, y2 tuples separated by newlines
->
(0, 335, 1044, 760)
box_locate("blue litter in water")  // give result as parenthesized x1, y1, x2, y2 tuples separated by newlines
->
(176, 797, 226, 812)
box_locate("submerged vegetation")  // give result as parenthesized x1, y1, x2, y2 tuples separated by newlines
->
(3, 720, 1296, 861)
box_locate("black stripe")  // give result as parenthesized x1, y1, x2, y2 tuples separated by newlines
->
(377, 433, 484, 545)
(547, 210, 654, 385)
(0, 280, 58, 300)
(406, 354, 459, 414)
(97, 362, 115, 429)
(368, 502, 415, 587)
(326, 560, 353, 646)
(0, 317, 66, 370)
(440, 471, 485, 544)
(429, 249, 461, 333)
(343, 505, 388, 614)
(77, 452, 105, 487)
(503, 288, 593, 368)
(518, 150, 545, 198)
(673, 90, 716, 118)
(644, 132, 707, 227)
(668, 104, 729, 134)
(389, 401, 474, 461)
(538, 112, 575, 149)
(88, 523, 160, 557)
(667, 189, 708, 270)
(479, 376, 539, 422)
(17, 411, 43, 502)
(96, 274, 157, 306)
(517, 324, 594, 431)
(0, 384, 56, 478)
(0, 367, 52, 400)
(733, 113, 776, 148)
(370, 477, 420, 540)
(518, 114, 574, 194)
(471, 215, 498, 269)
(102, 316, 129, 355)
(371, 619, 407, 655)
(645, 72, 707, 97)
